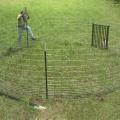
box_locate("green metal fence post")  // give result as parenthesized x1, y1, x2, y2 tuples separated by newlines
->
(44, 44, 48, 99)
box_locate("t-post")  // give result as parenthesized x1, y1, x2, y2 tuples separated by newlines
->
(24, 7, 29, 47)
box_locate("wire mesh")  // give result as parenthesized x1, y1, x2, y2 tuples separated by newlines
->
(0, 22, 120, 101)
(46, 48, 120, 98)
(0, 48, 46, 102)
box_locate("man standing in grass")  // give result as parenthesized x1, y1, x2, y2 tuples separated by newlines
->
(17, 8, 35, 47)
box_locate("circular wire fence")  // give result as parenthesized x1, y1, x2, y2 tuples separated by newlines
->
(0, 22, 120, 103)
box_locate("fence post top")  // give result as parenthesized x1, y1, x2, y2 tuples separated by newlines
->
(44, 43, 47, 51)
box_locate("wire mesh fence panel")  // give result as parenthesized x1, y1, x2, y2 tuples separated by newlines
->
(46, 48, 120, 98)
(91, 24, 110, 49)
(0, 48, 45, 102)
(0, 47, 120, 100)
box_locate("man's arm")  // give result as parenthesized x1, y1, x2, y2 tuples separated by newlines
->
(17, 14, 22, 20)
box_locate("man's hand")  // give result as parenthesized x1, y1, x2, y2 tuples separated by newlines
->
(17, 14, 22, 20)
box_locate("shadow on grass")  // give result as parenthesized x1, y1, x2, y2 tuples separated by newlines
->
(0, 91, 36, 107)
(0, 48, 22, 58)
(2, 47, 22, 57)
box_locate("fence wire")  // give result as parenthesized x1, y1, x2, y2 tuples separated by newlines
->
(0, 48, 46, 102)
(46, 48, 120, 98)
(0, 22, 120, 102)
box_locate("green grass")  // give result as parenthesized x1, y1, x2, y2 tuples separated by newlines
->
(0, 90, 120, 120)
(0, 0, 120, 119)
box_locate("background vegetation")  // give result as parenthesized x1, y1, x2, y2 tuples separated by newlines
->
(0, 0, 120, 119)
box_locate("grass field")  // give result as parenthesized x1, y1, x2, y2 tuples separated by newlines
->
(0, 0, 120, 119)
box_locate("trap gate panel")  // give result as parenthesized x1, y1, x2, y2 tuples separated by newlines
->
(91, 24, 110, 49)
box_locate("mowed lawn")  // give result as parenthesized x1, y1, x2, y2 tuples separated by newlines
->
(0, 0, 120, 119)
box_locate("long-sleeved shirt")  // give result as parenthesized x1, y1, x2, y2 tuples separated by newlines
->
(17, 14, 26, 27)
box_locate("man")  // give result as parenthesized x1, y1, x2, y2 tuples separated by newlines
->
(17, 9, 35, 47)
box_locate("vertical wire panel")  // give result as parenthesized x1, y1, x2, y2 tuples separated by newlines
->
(94, 24, 97, 47)
(95, 24, 99, 47)
(92, 24, 110, 49)
(99, 25, 102, 48)
(106, 26, 110, 49)
(101, 25, 104, 48)
(104, 26, 107, 48)
(97, 25, 101, 48)
(91, 24, 94, 46)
